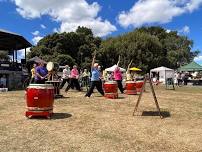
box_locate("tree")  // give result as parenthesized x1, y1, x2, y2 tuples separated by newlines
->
(0, 51, 10, 61)
(27, 27, 101, 69)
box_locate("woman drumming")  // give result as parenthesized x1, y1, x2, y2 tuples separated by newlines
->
(85, 51, 104, 98)
(114, 56, 124, 93)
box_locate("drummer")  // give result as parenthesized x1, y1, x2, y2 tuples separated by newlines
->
(35, 62, 48, 84)
(30, 63, 37, 84)
(65, 65, 81, 92)
(126, 60, 133, 81)
(85, 52, 104, 98)
(60, 65, 70, 89)
(114, 56, 124, 93)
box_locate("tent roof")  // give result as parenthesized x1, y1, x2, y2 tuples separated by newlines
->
(27, 56, 46, 63)
(129, 67, 142, 71)
(178, 61, 202, 71)
(105, 65, 126, 72)
(150, 66, 174, 72)
(0, 29, 32, 50)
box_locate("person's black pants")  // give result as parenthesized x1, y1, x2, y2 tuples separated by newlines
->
(65, 78, 81, 92)
(85, 81, 104, 97)
(60, 78, 69, 89)
(35, 79, 45, 84)
(116, 80, 124, 93)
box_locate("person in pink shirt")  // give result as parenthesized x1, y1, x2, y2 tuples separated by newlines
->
(65, 65, 81, 92)
(113, 56, 124, 93)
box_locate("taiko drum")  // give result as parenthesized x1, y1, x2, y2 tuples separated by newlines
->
(25, 84, 54, 118)
(136, 81, 144, 92)
(103, 81, 118, 99)
(125, 81, 137, 95)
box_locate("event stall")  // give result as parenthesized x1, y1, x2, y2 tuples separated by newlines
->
(105, 65, 126, 72)
(150, 66, 174, 84)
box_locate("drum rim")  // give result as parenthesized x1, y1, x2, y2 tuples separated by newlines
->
(104, 81, 117, 84)
(28, 84, 54, 88)
(126, 81, 136, 83)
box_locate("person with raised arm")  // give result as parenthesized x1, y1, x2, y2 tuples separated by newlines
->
(85, 51, 104, 98)
(113, 55, 124, 93)
(126, 60, 133, 81)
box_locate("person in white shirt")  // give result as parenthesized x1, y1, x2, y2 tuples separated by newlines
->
(0, 75, 7, 88)
(59, 65, 71, 89)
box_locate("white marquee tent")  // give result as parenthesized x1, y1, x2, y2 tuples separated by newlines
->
(150, 66, 174, 84)
(105, 65, 126, 72)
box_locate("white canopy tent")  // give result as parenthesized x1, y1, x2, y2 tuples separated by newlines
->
(150, 66, 174, 84)
(105, 65, 126, 72)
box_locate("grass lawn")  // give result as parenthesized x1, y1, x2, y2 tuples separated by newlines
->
(0, 85, 202, 152)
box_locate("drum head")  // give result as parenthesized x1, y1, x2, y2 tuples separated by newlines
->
(47, 62, 54, 71)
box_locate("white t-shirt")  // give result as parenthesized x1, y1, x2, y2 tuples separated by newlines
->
(0, 77, 7, 87)
(62, 68, 70, 79)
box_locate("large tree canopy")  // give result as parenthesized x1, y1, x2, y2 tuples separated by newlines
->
(98, 26, 199, 72)
(28, 26, 199, 72)
(28, 26, 101, 68)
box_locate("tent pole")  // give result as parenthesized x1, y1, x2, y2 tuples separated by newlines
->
(25, 48, 26, 61)
(15, 50, 17, 63)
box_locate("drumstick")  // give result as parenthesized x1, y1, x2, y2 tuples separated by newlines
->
(117, 55, 121, 66)
(127, 60, 133, 73)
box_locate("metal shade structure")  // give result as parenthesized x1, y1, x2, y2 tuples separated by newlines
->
(129, 67, 142, 71)
(0, 29, 32, 50)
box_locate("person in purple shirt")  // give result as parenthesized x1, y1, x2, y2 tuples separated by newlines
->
(35, 62, 48, 84)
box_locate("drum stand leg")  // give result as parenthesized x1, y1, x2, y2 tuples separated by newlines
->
(133, 75, 163, 119)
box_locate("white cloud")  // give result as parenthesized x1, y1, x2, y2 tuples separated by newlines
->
(31, 30, 40, 36)
(194, 55, 202, 62)
(166, 29, 171, 33)
(32, 36, 43, 45)
(40, 24, 46, 29)
(118, 0, 202, 28)
(12, 0, 116, 37)
(179, 25, 190, 34)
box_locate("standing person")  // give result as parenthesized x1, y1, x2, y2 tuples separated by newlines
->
(30, 63, 37, 84)
(82, 69, 90, 89)
(85, 51, 104, 97)
(174, 72, 178, 86)
(65, 65, 81, 92)
(35, 62, 48, 84)
(60, 65, 70, 89)
(114, 56, 124, 93)
(177, 72, 182, 86)
(181, 72, 185, 85)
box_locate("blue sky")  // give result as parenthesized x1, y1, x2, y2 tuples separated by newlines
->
(0, 0, 202, 64)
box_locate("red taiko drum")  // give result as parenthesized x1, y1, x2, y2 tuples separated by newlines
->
(136, 81, 144, 92)
(125, 81, 137, 95)
(103, 81, 118, 99)
(25, 84, 54, 118)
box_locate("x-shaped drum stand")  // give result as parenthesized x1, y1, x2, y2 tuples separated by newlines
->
(133, 75, 163, 119)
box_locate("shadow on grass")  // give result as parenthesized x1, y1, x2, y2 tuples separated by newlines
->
(28, 113, 72, 120)
(142, 111, 171, 118)
(51, 113, 72, 119)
